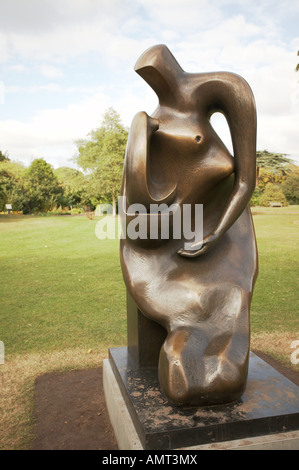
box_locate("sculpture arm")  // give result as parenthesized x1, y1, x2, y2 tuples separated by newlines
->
(179, 72, 257, 258)
(124, 111, 176, 209)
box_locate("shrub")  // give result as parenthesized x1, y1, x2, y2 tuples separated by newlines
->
(282, 174, 299, 205)
(70, 207, 84, 215)
(259, 184, 288, 207)
(250, 187, 262, 206)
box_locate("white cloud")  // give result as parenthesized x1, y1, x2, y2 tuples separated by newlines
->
(38, 65, 64, 79)
(6, 83, 61, 93)
(0, 81, 5, 105)
(139, 0, 223, 32)
(0, 90, 112, 167)
(0, 0, 142, 63)
(257, 112, 299, 161)
(0, 33, 9, 62)
(0, 0, 298, 167)
(6, 64, 28, 73)
(0, 78, 160, 168)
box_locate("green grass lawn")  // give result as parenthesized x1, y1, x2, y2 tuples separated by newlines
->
(250, 210, 299, 333)
(0, 209, 298, 450)
(0, 214, 127, 356)
(0, 209, 298, 359)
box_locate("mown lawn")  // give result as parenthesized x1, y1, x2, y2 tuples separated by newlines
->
(1, 210, 298, 356)
(0, 209, 298, 449)
(251, 209, 298, 333)
(249, 207, 299, 365)
(0, 214, 127, 355)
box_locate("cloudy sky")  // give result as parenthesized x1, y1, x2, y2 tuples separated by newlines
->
(0, 0, 298, 169)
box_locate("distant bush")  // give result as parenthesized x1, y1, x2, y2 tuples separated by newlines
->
(259, 185, 288, 207)
(37, 207, 71, 216)
(249, 187, 262, 206)
(47, 206, 70, 215)
(0, 210, 23, 215)
(37, 212, 50, 217)
(70, 207, 84, 215)
(281, 174, 299, 205)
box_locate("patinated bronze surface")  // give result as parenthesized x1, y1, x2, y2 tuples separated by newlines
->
(120, 44, 258, 406)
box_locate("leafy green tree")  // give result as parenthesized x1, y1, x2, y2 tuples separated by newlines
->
(259, 184, 288, 207)
(249, 187, 262, 207)
(54, 166, 92, 208)
(256, 150, 291, 186)
(25, 159, 63, 213)
(75, 107, 128, 216)
(0, 167, 10, 210)
(282, 174, 299, 205)
(0, 150, 10, 162)
(0, 160, 27, 211)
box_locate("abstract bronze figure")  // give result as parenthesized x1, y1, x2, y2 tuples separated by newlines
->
(120, 44, 258, 406)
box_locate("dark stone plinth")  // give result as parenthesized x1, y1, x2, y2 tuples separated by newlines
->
(108, 348, 299, 450)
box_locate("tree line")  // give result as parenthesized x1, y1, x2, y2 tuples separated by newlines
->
(1, 107, 298, 215)
(0, 154, 97, 214)
(0, 108, 128, 214)
(252, 150, 299, 206)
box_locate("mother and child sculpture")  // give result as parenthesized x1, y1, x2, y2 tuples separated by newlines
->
(120, 44, 258, 407)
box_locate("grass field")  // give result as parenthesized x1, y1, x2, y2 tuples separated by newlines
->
(0, 208, 298, 449)
(249, 208, 299, 363)
(0, 215, 127, 355)
(251, 208, 299, 333)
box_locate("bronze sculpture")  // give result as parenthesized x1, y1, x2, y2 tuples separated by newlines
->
(120, 44, 258, 406)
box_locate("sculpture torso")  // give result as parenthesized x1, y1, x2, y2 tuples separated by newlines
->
(150, 106, 234, 208)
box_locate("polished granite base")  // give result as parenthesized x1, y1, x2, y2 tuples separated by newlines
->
(108, 348, 299, 450)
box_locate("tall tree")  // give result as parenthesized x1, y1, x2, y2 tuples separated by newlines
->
(0, 160, 27, 211)
(26, 158, 62, 213)
(0, 150, 10, 162)
(256, 150, 291, 186)
(282, 174, 299, 205)
(75, 107, 128, 216)
(54, 166, 92, 208)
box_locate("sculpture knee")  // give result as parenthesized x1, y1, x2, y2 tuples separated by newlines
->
(158, 322, 249, 406)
